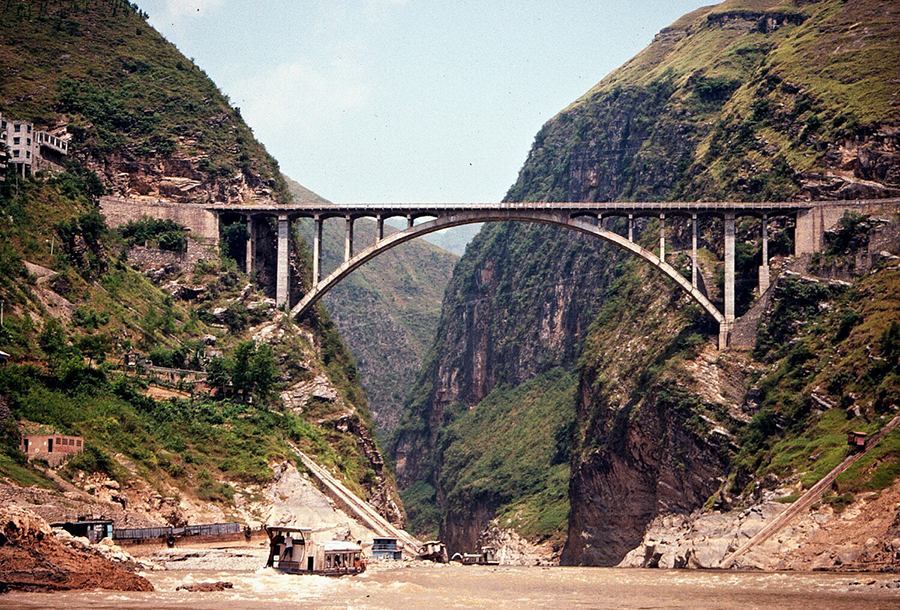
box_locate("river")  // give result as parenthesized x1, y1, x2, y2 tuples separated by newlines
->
(1, 548, 899, 609)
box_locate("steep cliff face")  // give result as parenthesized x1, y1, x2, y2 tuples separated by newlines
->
(393, 0, 900, 562)
(393, 223, 624, 476)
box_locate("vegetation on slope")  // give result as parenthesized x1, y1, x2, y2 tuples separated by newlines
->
(394, 0, 900, 555)
(0, 0, 290, 203)
(0, 0, 397, 519)
(287, 177, 458, 439)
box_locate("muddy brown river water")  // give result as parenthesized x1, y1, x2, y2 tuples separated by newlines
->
(2, 561, 900, 610)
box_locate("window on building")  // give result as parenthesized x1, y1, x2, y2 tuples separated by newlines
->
(26, 125, 31, 133)
(14, 124, 20, 132)
(26, 151, 30, 158)
(76, 439, 82, 447)
(26, 138, 30, 145)
(13, 137, 19, 145)
(12, 150, 19, 157)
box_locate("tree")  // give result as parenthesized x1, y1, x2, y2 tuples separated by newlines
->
(206, 357, 229, 394)
(230, 340, 255, 396)
(77, 333, 109, 368)
(249, 343, 277, 401)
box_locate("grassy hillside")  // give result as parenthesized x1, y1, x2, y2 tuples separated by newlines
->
(0, 0, 290, 203)
(0, 0, 397, 520)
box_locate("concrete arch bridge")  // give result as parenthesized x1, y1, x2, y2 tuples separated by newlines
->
(201, 199, 899, 349)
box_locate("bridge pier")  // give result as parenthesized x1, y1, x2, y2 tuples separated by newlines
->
(245, 215, 256, 276)
(691, 213, 698, 288)
(628, 214, 634, 242)
(724, 212, 736, 334)
(376, 215, 385, 241)
(345, 217, 354, 262)
(759, 214, 770, 294)
(313, 216, 323, 286)
(276, 214, 290, 309)
(659, 213, 665, 261)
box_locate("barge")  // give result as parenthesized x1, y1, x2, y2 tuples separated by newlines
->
(265, 526, 365, 576)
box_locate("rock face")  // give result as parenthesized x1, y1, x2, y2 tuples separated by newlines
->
(0, 506, 152, 592)
(392, 225, 619, 488)
(620, 478, 900, 572)
(393, 0, 900, 565)
(562, 367, 732, 566)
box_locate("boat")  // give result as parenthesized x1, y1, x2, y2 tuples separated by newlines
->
(451, 546, 500, 565)
(264, 526, 366, 576)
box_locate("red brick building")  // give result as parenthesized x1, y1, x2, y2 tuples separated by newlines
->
(21, 433, 84, 467)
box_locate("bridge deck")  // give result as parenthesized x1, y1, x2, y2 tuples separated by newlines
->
(207, 200, 823, 215)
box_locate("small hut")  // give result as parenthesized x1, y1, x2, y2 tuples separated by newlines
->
(847, 431, 868, 451)
(50, 517, 113, 543)
(20, 424, 84, 467)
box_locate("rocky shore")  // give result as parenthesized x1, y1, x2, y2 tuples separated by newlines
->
(619, 478, 900, 572)
(0, 506, 152, 592)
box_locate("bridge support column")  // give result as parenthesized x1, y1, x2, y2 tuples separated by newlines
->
(659, 213, 665, 261)
(407, 215, 414, 230)
(759, 214, 770, 294)
(691, 213, 698, 288)
(718, 321, 733, 350)
(312, 215, 322, 286)
(344, 217, 354, 262)
(376, 215, 384, 241)
(724, 211, 736, 327)
(276, 214, 290, 309)
(245, 214, 255, 276)
(628, 214, 634, 242)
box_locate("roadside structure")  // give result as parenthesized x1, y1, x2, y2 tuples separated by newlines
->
(0, 113, 69, 177)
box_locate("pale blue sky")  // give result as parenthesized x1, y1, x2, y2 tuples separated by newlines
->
(136, 1, 711, 204)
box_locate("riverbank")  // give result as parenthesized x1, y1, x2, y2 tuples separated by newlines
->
(0, 507, 151, 593)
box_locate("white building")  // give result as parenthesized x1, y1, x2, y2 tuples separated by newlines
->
(0, 113, 69, 177)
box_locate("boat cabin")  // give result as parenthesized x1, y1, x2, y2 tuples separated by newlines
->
(455, 546, 500, 565)
(418, 540, 448, 563)
(265, 526, 365, 576)
(371, 537, 402, 560)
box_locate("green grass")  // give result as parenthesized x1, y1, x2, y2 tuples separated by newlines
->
(437, 368, 578, 544)
(0, 0, 291, 204)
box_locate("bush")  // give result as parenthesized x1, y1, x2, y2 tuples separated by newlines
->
(63, 444, 125, 481)
(120, 216, 187, 252)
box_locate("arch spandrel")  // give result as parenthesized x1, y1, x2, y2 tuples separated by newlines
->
(289, 210, 725, 325)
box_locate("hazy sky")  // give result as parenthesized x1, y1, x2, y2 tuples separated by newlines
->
(136, 0, 711, 204)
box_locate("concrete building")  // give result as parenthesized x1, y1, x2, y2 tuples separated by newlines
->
(21, 432, 84, 467)
(0, 113, 69, 177)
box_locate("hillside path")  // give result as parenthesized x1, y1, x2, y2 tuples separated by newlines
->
(286, 442, 423, 555)
(720, 413, 900, 568)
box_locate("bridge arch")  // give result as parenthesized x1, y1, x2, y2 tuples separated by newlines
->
(289, 209, 727, 343)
